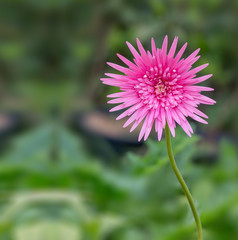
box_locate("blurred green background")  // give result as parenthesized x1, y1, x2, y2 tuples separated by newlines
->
(0, 0, 238, 239)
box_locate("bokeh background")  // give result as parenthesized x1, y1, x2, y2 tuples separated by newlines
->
(0, 0, 238, 239)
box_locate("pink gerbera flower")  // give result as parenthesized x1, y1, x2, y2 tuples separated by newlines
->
(101, 36, 215, 141)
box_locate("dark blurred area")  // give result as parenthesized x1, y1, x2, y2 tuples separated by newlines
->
(0, 0, 237, 239)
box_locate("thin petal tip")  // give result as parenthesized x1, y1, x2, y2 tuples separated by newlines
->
(126, 41, 131, 46)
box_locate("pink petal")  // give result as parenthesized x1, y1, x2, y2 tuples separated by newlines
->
(161, 35, 168, 55)
(107, 98, 124, 104)
(189, 114, 208, 124)
(184, 86, 214, 92)
(197, 95, 216, 105)
(180, 120, 192, 137)
(168, 36, 178, 59)
(107, 62, 134, 75)
(171, 109, 181, 124)
(184, 48, 200, 64)
(130, 108, 148, 132)
(157, 121, 163, 141)
(187, 74, 213, 84)
(138, 115, 149, 141)
(183, 63, 209, 78)
(107, 92, 132, 98)
(161, 108, 166, 128)
(126, 41, 141, 61)
(174, 42, 187, 63)
(144, 111, 155, 140)
(117, 54, 139, 70)
(136, 38, 149, 62)
(151, 38, 157, 56)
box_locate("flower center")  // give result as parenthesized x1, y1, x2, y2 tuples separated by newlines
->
(155, 83, 166, 95)
(135, 66, 184, 110)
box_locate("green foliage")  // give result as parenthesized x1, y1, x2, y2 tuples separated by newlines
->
(0, 124, 237, 239)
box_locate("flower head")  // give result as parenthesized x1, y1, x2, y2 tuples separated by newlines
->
(101, 36, 215, 141)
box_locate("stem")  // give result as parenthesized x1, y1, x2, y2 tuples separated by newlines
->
(165, 123, 203, 240)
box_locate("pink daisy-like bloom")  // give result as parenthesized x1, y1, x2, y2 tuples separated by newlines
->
(101, 36, 215, 141)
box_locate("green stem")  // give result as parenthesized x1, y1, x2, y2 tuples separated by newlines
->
(165, 123, 203, 240)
